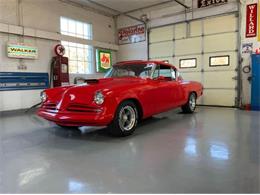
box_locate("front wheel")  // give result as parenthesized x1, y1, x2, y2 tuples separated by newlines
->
(107, 101, 138, 137)
(182, 93, 197, 113)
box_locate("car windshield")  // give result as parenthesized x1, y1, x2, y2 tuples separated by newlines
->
(104, 63, 155, 78)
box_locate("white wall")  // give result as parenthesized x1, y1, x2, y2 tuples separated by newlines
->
(0, 0, 117, 112)
(117, 15, 148, 61)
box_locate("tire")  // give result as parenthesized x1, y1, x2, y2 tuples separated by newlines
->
(182, 93, 197, 113)
(107, 100, 138, 137)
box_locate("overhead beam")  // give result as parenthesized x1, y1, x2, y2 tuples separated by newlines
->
(173, 0, 190, 9)
(122, 0, 176, 14)
(59, 0, 114, 17)
(87, 0, 145, 23)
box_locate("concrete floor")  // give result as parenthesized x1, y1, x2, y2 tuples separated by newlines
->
(0, 107, 259, 193)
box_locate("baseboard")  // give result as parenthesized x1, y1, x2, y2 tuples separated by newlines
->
(197, 105, 238, 108)
(0, 108, 37, 117)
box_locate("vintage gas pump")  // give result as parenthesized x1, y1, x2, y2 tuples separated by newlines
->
(51, 44, 70, 87)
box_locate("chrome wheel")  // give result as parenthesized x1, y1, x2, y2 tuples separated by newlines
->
(189, 94, 196, 111)
(119, 105, 136, 131)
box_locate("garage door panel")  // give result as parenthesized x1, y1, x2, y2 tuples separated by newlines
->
(148, 14, 238, 107)
(175, 23, 187, 39)
(150, 57, 173, 64)
(203, 52, 237, 71)
(181, 72, 202, 83)
(174, 55, 202, 72)
(203, 71, 237, 88)
(175, 37, 202, 55)
(204, 15, 237, 35)
(150, 26, 174, 43)
(149, 41, 173, 58)
(203, 89, 236, 106)
(190, 20, 202, 37)
(204, 33, 237, 52)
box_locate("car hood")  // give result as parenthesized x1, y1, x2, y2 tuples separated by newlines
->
(44, 77, 146, 109)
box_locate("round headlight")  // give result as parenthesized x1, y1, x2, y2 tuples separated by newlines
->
(40, 91, 47, 102)
(94, 91, 104, 105)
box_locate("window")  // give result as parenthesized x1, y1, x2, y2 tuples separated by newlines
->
(105, 63, 154, 78)
(60, 17, 92, 40)
(210, 55, 230, 67)
(153, 65, 175, 80)
(179, 58, 197, 69)
(62, 41, 93, 74)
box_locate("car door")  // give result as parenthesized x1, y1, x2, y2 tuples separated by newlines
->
(158, 65, 186, 109)
(171, 68, 185, 107)
(151, 65, 183, 113)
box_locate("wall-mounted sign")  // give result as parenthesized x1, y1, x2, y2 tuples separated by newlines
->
(54, 44, 65, 56)
(96, 49, 112, 73)
(198, 0, 228, 8)
(0, 72, 49, 91)
(7, 43, 38, 59)
(242, 43, 253, 54)
(118, 24, 146, 45)
(246, 3, 258, 38)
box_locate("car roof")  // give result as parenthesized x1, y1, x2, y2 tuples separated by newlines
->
(115, 60, 177, 69)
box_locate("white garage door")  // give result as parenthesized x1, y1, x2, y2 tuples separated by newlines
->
(149, 14, 238, 107)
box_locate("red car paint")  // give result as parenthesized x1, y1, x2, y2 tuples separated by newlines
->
(38, 61, 203, 127)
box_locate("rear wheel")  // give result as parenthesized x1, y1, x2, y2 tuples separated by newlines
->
(107, 100, 138, 137)
(182, 93, 197, 113)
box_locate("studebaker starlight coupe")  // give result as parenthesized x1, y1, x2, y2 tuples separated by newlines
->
(38, 61, 203, 136)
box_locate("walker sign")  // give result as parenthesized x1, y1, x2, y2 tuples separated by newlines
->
(246, 3, 258, 38)
(118, 24, 146, 45)
(7, 44, 38, 59)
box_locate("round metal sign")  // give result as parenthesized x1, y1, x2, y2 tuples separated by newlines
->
(54, 44, 65, 56)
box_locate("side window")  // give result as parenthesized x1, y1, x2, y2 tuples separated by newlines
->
(153, 65, 175, 80)
(153, 65, 160, 79)
(160, 68, 172, 78)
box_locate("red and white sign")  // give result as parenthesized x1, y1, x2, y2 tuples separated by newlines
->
(118, 24, 146, 45)
(54, 44, 65, 56)
(246, 3, 258, 38)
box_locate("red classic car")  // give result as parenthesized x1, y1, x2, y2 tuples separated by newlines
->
(38, 60, 203, 136)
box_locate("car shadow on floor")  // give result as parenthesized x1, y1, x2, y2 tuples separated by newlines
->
(49, 110, 197, 142)
(49, 116, 168, 141)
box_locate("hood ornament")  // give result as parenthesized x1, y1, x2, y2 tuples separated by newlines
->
(70, 94, 76, 101)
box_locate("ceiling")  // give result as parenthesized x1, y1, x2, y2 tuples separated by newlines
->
(91, 0, 172, 13)
(66, 0, 183, 16)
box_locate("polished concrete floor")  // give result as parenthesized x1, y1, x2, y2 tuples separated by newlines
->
(0, 107, 259, 193)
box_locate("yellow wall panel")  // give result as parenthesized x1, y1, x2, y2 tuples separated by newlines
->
(175, 37, 202, 55)
(150, 25, 174, 43)
(175, 23, 187, 39)
(204, 15, 237, 35)
(204, 33, 237, 52)
(149, 41, 173, 58)
(190, 20, 202, 37)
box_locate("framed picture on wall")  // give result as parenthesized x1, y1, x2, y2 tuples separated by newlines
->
(96, 49, 112, 73)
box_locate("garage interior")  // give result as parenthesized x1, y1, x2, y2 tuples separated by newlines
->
(0, 0, 259, 193)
